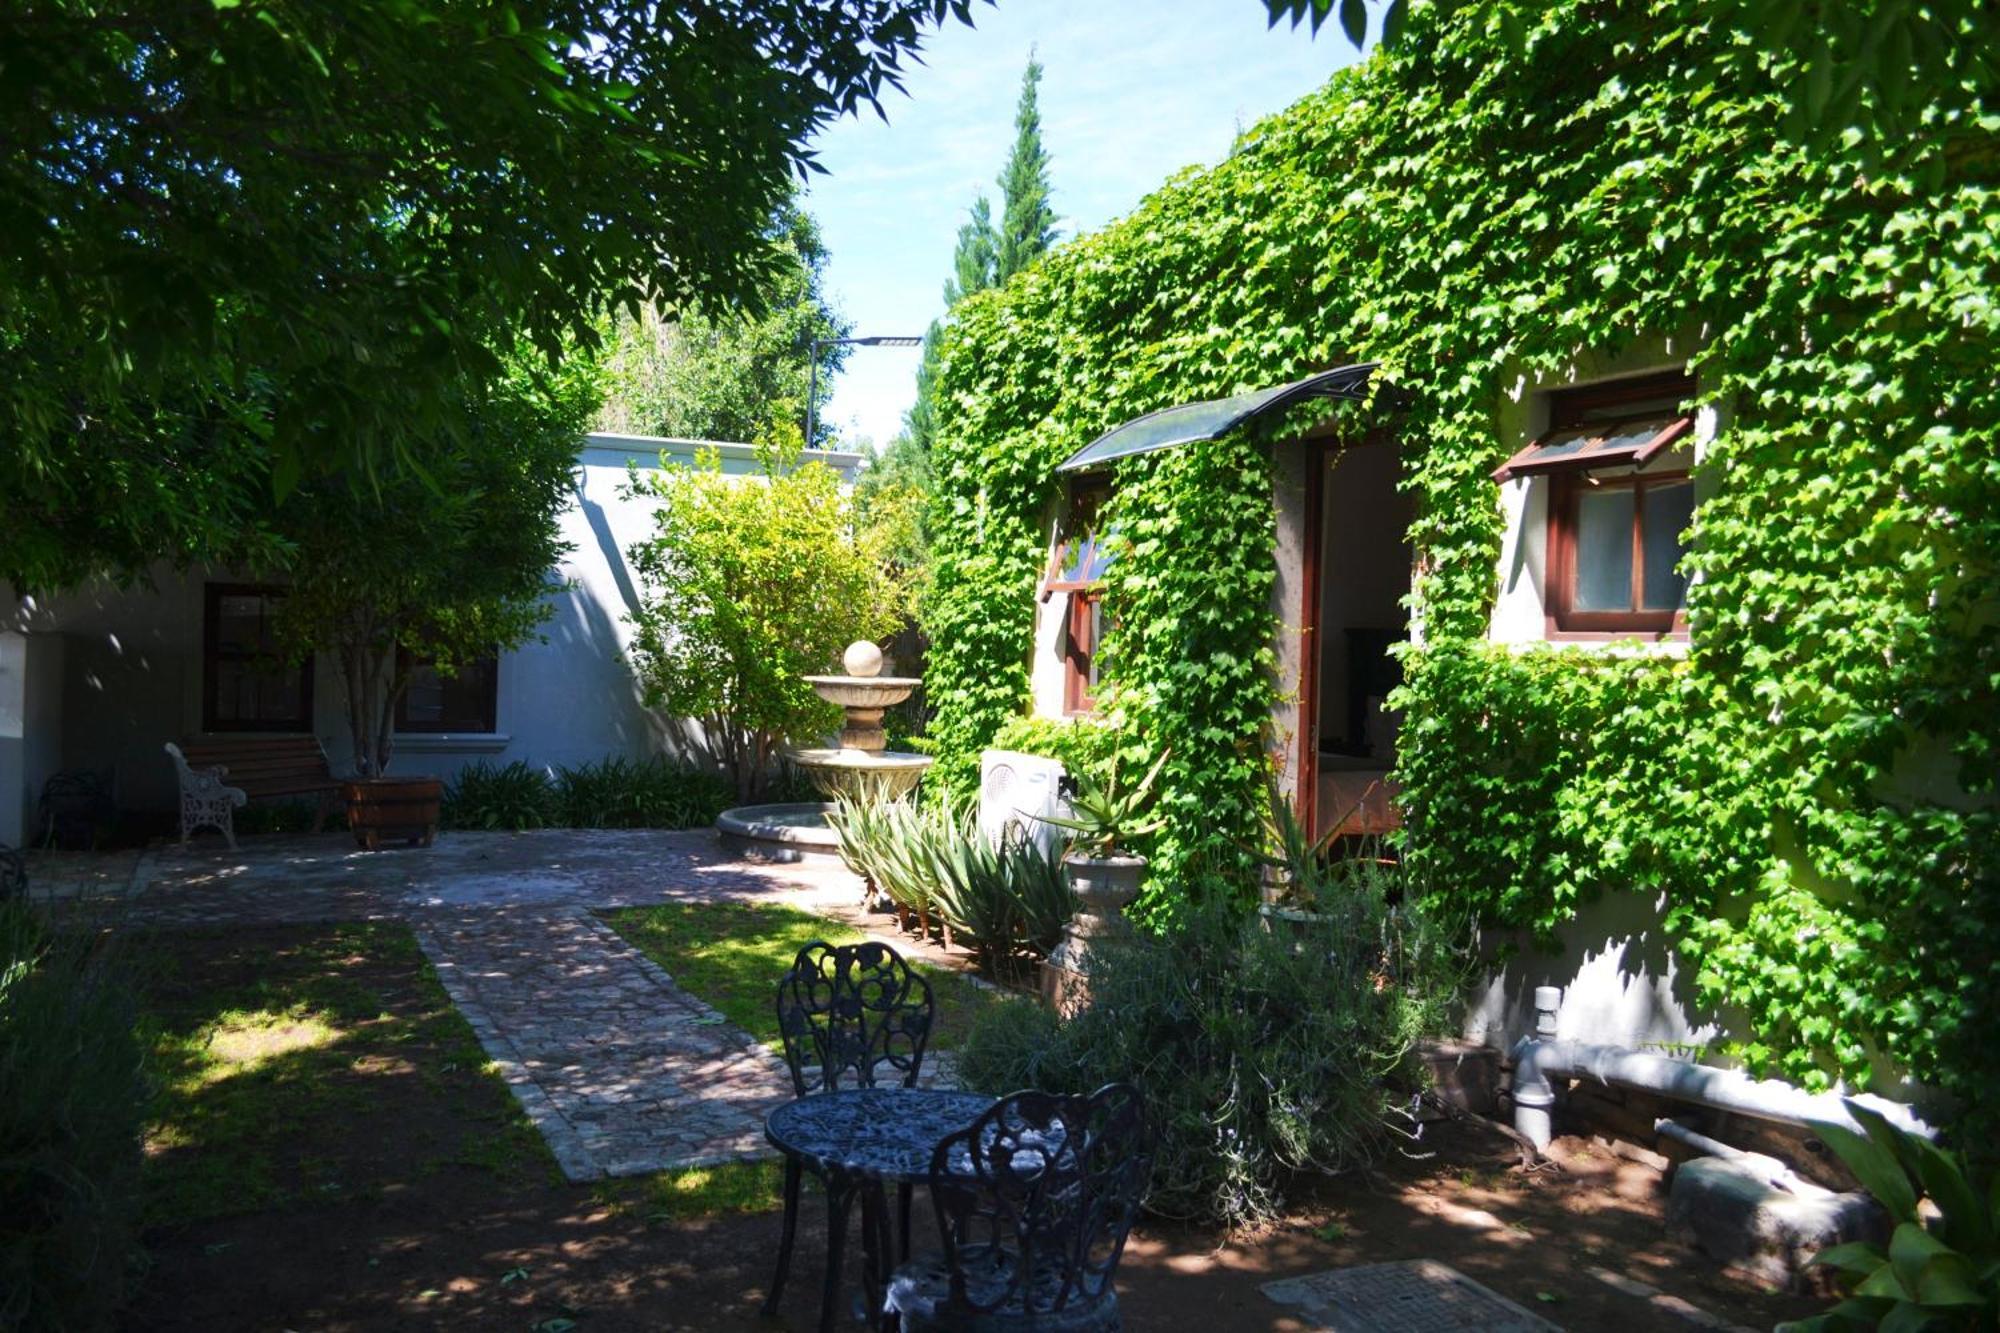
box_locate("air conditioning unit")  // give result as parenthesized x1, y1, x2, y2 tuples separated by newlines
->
(979, 749, 1068, 855)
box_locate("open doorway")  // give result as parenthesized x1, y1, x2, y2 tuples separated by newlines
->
(1301, 438, 1413, 844)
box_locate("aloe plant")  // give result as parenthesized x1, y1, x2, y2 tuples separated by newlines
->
(831, 795, 1076, 967)
(1038, 748, 1169, 859)
(1778, 1100, 1997, 1332)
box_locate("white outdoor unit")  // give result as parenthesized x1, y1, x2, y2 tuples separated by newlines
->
(979, 749, 1068, 855)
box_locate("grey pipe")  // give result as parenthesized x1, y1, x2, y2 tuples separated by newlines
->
(1653, 1116, 1745, 1161)
(1509, 986, 1935, 1152)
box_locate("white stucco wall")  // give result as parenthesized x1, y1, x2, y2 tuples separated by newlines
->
(2, 433, 861, 816)
(0, 633, 23, 845)
(0, 630, 74, 844)
(1462, 889, 1727, 1057)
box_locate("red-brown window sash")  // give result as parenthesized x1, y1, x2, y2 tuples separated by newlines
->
(1063, 589, 1103, 715)
(1546, 471, 1691, 637)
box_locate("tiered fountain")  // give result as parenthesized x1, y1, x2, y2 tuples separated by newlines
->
(715, 641, 932, 860)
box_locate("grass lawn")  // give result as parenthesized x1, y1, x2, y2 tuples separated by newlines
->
(138, 921, 553, 1227)
(602, 899, 1008, 1054)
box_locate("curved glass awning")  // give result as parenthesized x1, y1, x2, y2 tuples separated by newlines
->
(1055, 361, 1380, 474)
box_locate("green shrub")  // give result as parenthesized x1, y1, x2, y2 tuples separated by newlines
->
(551, 756, 731, 829)
(958, 884, 1471, 1230)
(441, 760, 555, 830)
(930, 820, 1074, 969)
(0, 903, 146, 1330)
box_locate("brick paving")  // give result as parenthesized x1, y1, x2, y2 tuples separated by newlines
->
(25, 828, 969, 1181)
(417, 906, 794, 1180)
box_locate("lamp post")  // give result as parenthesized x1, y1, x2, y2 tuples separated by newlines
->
(807, 334, 924, 450)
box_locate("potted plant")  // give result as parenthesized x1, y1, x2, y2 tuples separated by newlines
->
(1037, 749, 1168, 961)
(273, 355, 592, 850)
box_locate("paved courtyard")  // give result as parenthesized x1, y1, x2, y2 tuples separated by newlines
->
(27, 829, 951, 1181)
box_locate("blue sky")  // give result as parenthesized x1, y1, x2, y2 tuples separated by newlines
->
(805, 0, 1361, 451)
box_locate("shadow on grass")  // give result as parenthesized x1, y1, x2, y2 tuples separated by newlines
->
(134, 921, 555, 1229)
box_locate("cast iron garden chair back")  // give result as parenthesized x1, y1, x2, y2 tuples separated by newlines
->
(766, 940, 937, 1330)
(776, 938, 935, 1097)
(885, 1082, 1152, 1332)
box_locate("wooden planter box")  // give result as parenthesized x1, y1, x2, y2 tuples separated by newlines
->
(345, 777, 442, 852)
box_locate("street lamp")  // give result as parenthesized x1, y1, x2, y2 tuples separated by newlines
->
(807, 334, 924, 450)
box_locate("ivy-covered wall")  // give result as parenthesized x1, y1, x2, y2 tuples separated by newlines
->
(923, 1, 1998, 1111)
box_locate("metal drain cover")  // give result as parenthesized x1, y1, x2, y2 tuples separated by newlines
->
(1262, 1259, 1563, 1332)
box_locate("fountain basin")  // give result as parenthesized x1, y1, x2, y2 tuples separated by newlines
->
(790, 747, 932, 802)
(716, 802, 843, 862)
(802, 675, 921, 710)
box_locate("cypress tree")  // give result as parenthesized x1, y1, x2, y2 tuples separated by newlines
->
(994, 52, 1057, 282)
(897, 54, 1057, 460)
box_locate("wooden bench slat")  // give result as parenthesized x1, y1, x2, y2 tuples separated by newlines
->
(177, 735, 339, 807)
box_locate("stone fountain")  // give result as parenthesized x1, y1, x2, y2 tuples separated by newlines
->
(715, 641, 932, 861)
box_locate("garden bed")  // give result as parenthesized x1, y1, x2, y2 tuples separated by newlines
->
(117, 922, 1826, 1332)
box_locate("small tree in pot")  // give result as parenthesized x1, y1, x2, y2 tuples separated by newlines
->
(1037, 749, 1168, 972)
(275, 358, 592, 846)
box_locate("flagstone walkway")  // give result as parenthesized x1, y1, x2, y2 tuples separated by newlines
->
(29, 829, 959, 1181)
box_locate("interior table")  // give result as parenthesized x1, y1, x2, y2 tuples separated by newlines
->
(766, 1087, 994, 1331)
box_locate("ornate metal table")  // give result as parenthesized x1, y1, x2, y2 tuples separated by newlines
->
(765, 1087, 993, 1330)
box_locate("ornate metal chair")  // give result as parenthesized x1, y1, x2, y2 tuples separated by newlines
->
(884, 1083, 1152, 1333)
(164, 742, 247, 849)
(767, 940, 936, 1330)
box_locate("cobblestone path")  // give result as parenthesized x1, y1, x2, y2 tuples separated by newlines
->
(29, 829, 968, 1181)
(417, 906, 794, 1180)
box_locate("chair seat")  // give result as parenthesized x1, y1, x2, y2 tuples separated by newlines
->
(885, 1249, 1121, 1332)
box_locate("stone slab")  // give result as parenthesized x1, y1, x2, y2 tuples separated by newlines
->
(1262, 1259, 1563, 1332)
(1665, 1155, 1884, 1291)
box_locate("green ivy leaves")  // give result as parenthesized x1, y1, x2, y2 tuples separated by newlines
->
(925, 0, 1999, 1116)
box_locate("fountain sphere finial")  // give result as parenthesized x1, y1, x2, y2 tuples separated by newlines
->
(842, 640, 884, 679)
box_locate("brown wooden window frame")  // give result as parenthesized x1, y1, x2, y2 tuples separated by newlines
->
(1545, 470, 1694, 638)
(393, 649, 500, 734)
(1063, 589, 1104, 716)
(202, 583, 314, 733)
(1535, 371, 1698, 641)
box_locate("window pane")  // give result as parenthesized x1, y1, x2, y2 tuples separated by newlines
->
(1593, 418, 1671, 453)
(403, 663, 447, 727)
(1520, 426, 1594, 464)
(399, 656, 497, 731)
(1085, 599, 1103, 691)
(253, 671, 303, 722)
(1572, 487, 1634, 611)
(1641, 480, 1695, 610)
(1056, 531, 1114, 583)
(215, 594, 269, 655)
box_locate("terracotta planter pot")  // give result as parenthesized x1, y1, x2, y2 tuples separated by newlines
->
(345, 776, 442, 852)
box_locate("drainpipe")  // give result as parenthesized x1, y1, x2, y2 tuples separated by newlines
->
(1509, 986, 1935, 1153)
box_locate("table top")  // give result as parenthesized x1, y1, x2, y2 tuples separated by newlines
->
(766, 1087, 994, 1184)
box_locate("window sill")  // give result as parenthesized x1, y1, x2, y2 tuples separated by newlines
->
(1500, 636, 1690, 658)
(392, 732, 512, 753)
